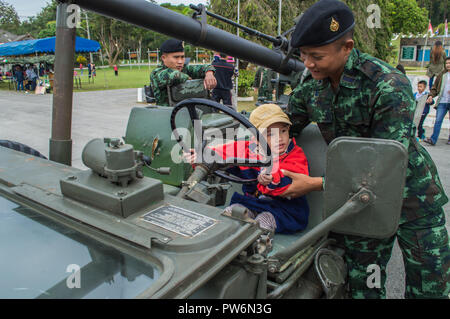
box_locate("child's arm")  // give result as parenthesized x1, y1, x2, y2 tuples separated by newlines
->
(182, 142, 246, 176)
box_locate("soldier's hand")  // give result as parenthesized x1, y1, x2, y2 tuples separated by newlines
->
(279, 170, 323, 198)
(204, 71, 217, 90)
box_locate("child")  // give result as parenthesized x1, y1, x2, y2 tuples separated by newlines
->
(414, 80, 433, 140)
(184, 104, 310, 234)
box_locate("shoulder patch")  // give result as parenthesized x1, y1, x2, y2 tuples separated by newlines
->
(355, 54, 397, 85)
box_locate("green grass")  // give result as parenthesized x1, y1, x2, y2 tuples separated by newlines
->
(0, 65, 154, 92)
(72, 65, 153, 92)
(0, 65, 260, 112)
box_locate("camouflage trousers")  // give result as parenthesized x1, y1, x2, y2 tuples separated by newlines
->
(341, 206, 450, 299)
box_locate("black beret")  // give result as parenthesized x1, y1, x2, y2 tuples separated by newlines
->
(160, 39, 184, 53)
(290, 0, 355, 48)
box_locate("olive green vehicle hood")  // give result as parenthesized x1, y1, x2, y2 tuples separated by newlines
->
(0, 146, 262, 298)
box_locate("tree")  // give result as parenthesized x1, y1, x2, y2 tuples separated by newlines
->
(208, 0, 277, 48)
(387, 0, 428, 34)
(0, 0, 20, 32)
(18, 0, 58, 37)
(417, 0, 449, 26)
(208, 0, 395, 62)
(38, 21, 56, 38)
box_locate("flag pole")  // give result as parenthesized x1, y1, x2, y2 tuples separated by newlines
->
(445, 19, 448, 54)
(421, 30, 429, 68)
(421, 20, 432, 68)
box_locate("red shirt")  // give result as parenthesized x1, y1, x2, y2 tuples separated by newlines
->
(211, 138, 309, 196)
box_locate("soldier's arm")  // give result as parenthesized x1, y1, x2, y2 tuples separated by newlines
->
(154, 68, 190, 88)
(370, 75, 415, 150)
(185, 64, 215, 79)
(429, 73, 442, 98)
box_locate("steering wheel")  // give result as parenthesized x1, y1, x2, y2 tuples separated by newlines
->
(170, 98, 272, 184)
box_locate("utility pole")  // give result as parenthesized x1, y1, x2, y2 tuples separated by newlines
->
(278, 0, 282, 36)
(50, 2, 76, 165)
(445, 0, 448, 50)
(421, 1, 433, 69)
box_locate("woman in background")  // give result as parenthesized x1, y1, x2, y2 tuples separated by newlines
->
(426, 40, 447, 90)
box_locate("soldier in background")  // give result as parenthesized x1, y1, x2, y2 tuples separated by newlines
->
(150, 39, 217, 106)
(253, 67, 276, 101)
(282, 0, 449, 299)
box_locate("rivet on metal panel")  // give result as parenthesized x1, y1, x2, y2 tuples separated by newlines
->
(359, 193, 370, 203)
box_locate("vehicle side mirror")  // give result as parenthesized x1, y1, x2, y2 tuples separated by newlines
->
(324, 137, 408, 238)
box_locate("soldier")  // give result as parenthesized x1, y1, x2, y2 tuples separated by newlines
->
(282, 0, 449, 298)
(150, 39, 217, 106)
(253, 67, 276, 101)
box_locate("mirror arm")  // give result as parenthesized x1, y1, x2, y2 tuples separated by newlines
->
(268, 188, 373, 273)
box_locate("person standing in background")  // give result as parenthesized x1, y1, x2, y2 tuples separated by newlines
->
(426, 41, 446, 90)
(414, 80, 433, 140)
(211, 52, 235, 108)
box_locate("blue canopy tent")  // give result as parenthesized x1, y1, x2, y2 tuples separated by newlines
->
(0, 36, 100, 56)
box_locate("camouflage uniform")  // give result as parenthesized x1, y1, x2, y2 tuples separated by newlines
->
(150, 63, 215, 106)
(254, 67, 276, 101)
(287, 48, 450, 299)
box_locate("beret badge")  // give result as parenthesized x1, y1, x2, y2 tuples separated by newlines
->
(330, 17, 339, 32)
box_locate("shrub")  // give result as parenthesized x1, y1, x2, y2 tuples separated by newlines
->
(237, 69, 256, 97)
(76, 55, 87, 66)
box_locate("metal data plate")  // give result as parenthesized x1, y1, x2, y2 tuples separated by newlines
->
(141, 205, 218, 237)
(324, 137, 408, 239)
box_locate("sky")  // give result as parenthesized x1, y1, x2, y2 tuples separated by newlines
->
(4, 0, 209, 20)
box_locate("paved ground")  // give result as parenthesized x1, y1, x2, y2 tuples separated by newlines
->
(1, 89, 137, 169)
(1, 88, 449, 299)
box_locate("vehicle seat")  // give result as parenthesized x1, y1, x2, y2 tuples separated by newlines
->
(125, 105, 242, 189)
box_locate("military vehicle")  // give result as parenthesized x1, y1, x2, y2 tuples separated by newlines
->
(0, 0, 409, 299)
